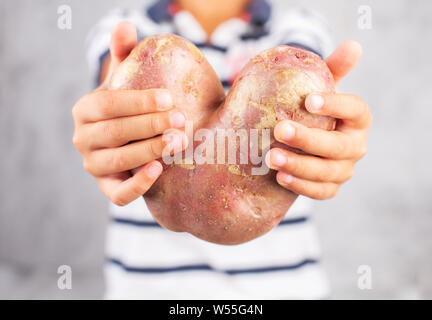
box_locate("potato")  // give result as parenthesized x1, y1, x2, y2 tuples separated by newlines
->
(109, 34, 336, 245)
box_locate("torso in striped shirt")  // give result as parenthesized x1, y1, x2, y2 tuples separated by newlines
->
(86, 0, 333, 299)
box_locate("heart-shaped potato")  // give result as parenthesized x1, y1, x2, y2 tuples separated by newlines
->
(109, 34, 336, 244)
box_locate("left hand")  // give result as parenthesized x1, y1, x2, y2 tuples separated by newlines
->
(265, 40, 372, 199)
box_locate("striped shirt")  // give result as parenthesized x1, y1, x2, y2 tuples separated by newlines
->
(86, 0, 334, 299)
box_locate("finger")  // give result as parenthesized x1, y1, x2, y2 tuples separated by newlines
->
(83, 109, 186, 149)
(265, 148, 354, 183)
(85, 130, 187, 176)
(326, 40, 362, 83)
(274, 120, 361, 160)
(276, 171, 339, 200)
(74, 89, 173, 123)
(109, 21, 138, 70)
(305, 93, 372, 130)
(98, 161, 162, 206)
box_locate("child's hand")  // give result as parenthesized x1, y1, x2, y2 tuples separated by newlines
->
(265, 41, 372, 199)
(72, 22, 188, 206)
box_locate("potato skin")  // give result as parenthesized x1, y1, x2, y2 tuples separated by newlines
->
(109, 34, 225, 129)
(224, 46, 336, 132)
(109, 34, 335, 245)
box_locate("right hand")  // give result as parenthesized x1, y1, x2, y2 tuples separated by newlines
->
(72, 22, 188, 206)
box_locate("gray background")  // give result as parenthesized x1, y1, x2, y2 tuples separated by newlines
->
(0, 0, 431, 299)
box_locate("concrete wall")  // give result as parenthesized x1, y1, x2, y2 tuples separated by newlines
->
(0, 0, 431, 299)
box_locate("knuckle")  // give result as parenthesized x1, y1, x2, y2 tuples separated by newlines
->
(105, 119, 125, 142)
(82, 159, 93, 174)
(332, 138, 346, 157)
(300, 128, 315, 150)
(352, 94, 364, 108)
(283, 159, 294, 174)
(134, 93, 146, 113)
(359, 97, 369, 114)
(316, 163, 331, 182)
(355, 95, 370, 120)
(365, 109, 373, 128)
(72, 133, 83, 150)
(352, 94, 363, 104)
(71, 104, 79, 120)
(357, 143, 368, 159)
(150, 113, 171, 134)
(149, 139, 163, 159)
(109, 150, 128, 172)
(290, 156, 305, 177)
(72, 94, 89, 120)
(98, 91, 115, 117)
(150, 115, 163, 134)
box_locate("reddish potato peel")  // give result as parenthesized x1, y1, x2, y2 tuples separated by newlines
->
(109, 34, 336, 245)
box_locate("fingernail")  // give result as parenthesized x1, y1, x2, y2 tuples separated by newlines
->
(265, 151, 271, 168)
(156, 91, 173, 110)
(307, 94, 324, 112)
(282, 123, 295, 141)
(279, 172, 294, 184)
(271, 150, 286, 167)
(170, 110, 186, 128)
(146, 162, 162, 178)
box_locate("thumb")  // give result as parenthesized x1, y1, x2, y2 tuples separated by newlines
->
(109, 21, 138, 70)
(326, 40, 363, 84)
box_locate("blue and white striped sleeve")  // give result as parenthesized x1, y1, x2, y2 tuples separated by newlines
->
(85, 8, 163, 86)
(269, 7, 334, 59)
